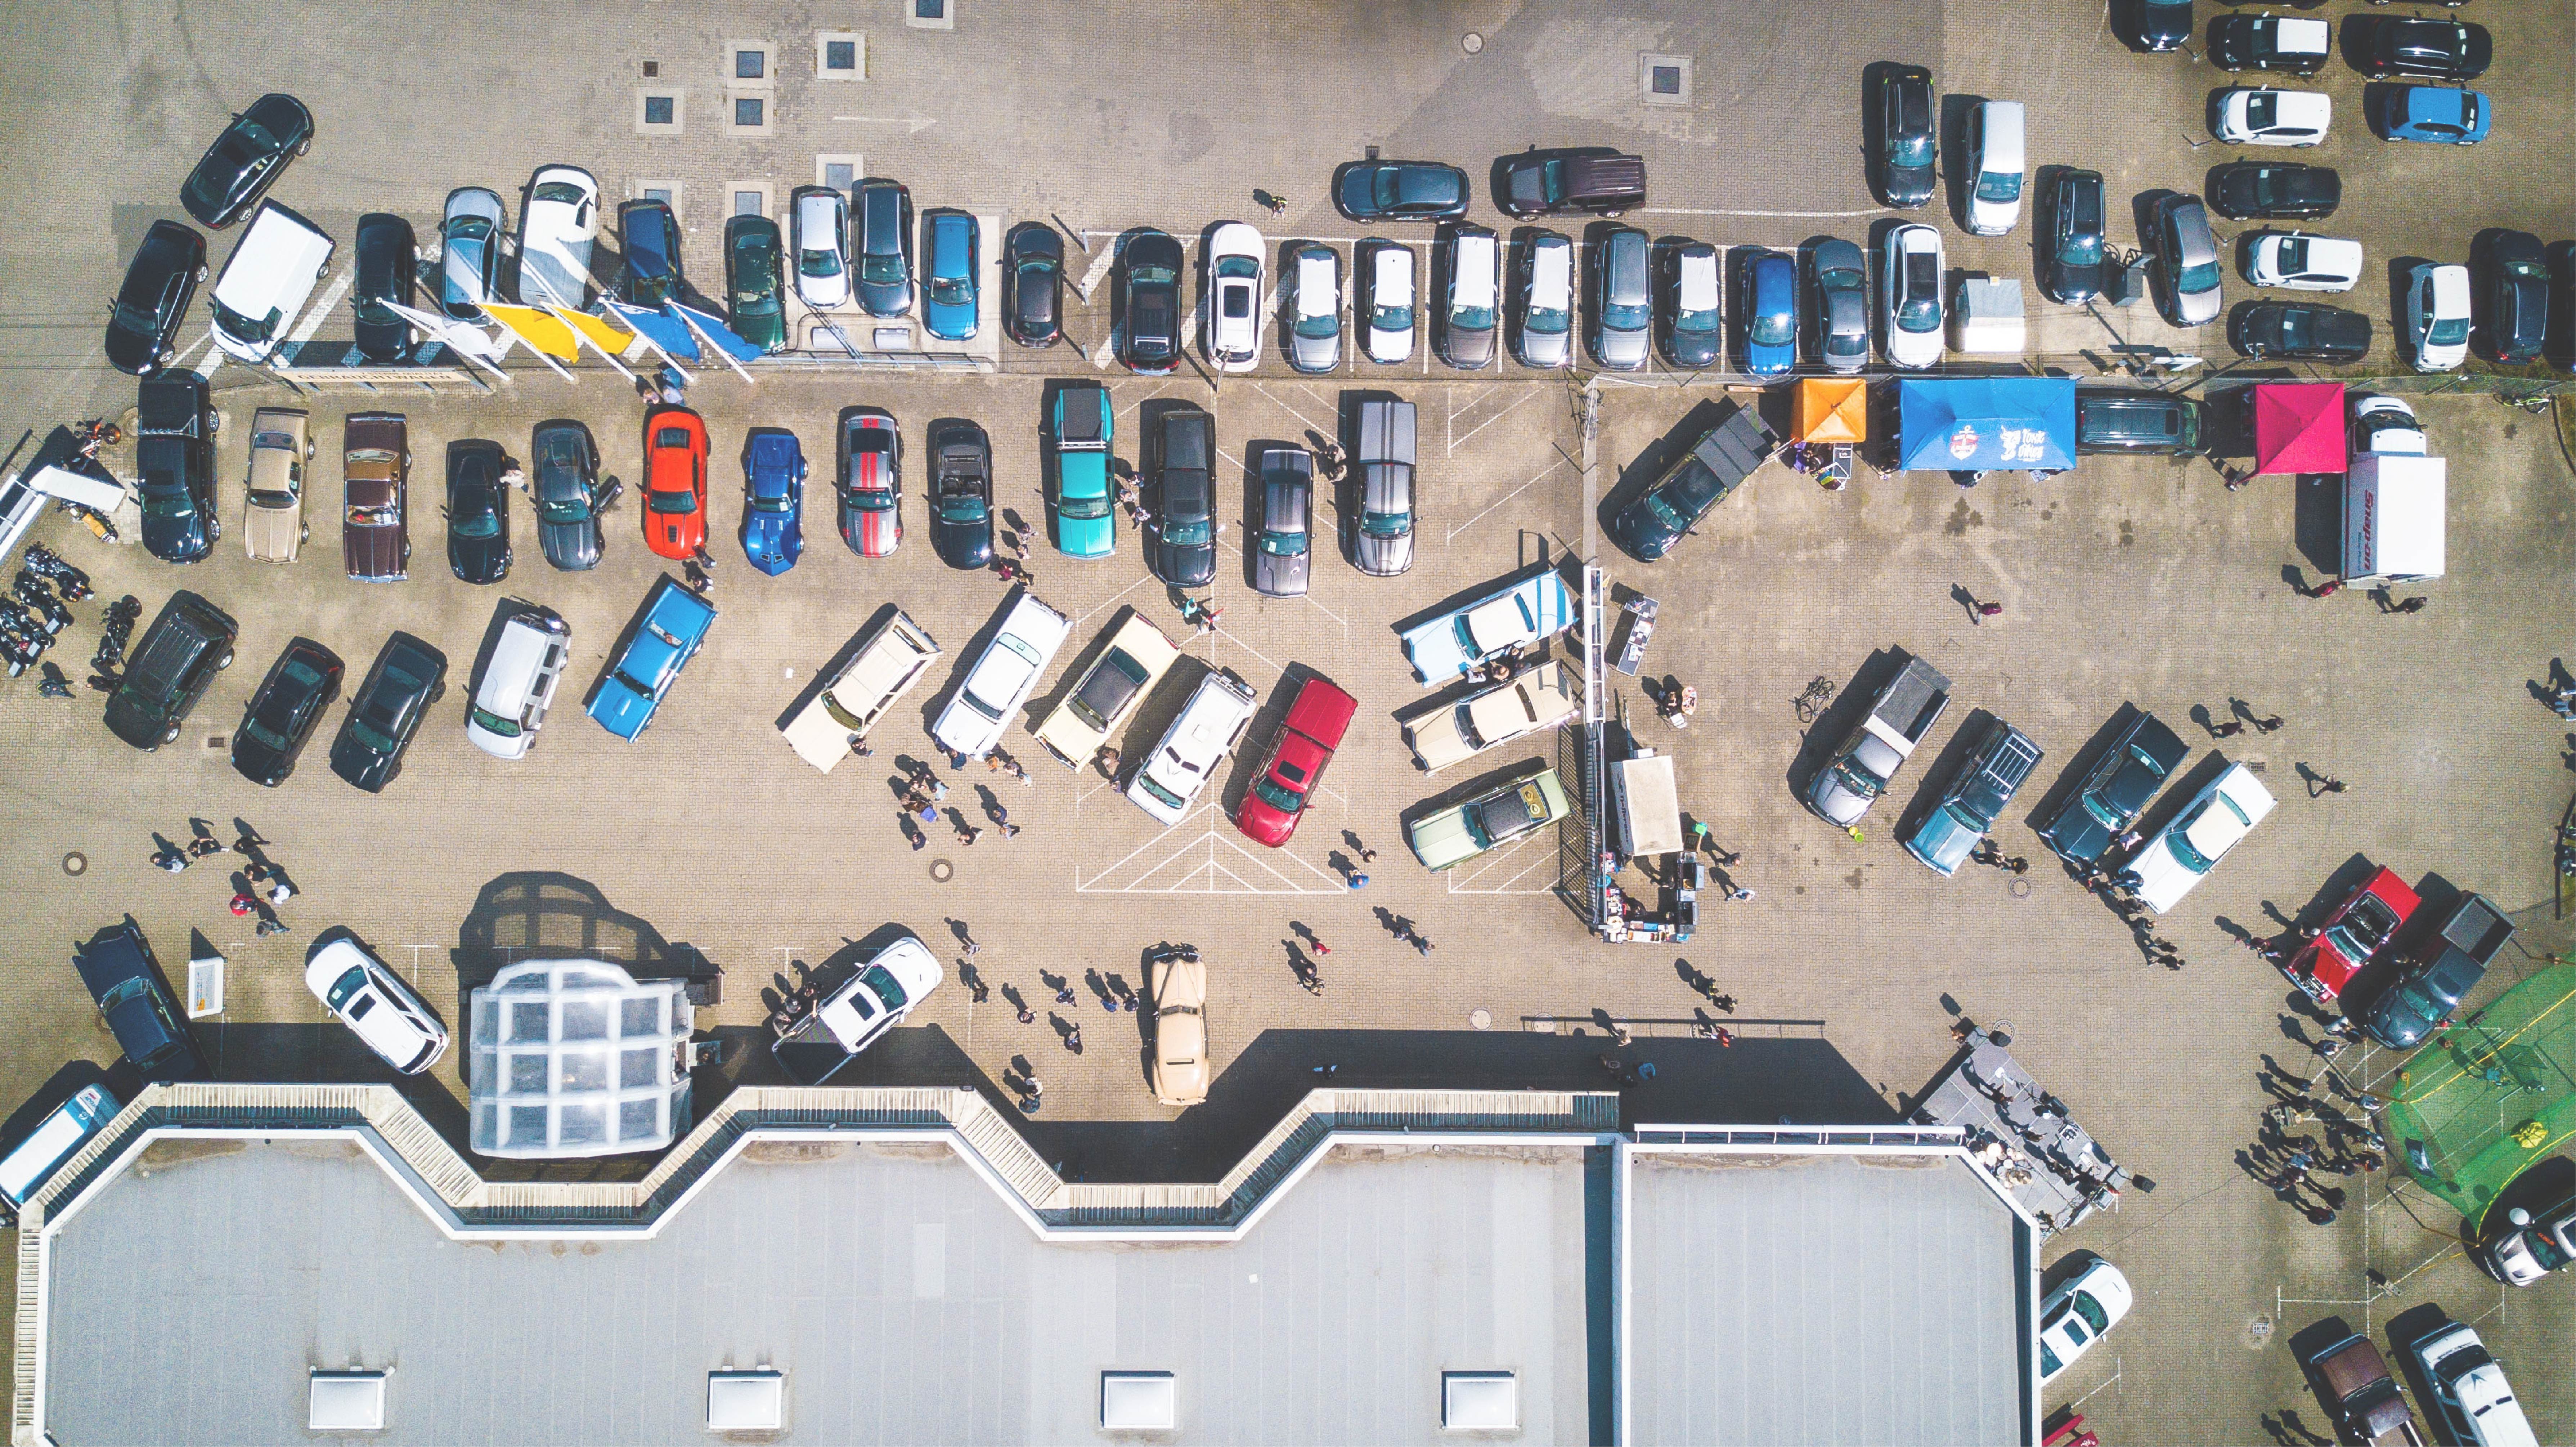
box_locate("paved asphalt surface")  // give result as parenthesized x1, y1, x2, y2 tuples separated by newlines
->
(0, 1, 2568, 1442)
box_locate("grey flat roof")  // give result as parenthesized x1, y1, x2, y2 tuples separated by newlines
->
(45, 1137, 1602, 1444)
(1625, 1152, 2025, 1445)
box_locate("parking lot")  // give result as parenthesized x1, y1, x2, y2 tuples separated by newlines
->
(1, 0, 2572, 1442)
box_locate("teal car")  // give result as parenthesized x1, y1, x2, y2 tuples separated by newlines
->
(1050, 381, 1115, 558)
(1407, 766, 1571, 870)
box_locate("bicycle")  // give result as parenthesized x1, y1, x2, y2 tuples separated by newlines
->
(1792, 676, 1837, 724)
(2500, 389, 2558, 416)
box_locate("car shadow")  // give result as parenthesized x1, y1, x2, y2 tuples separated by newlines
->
(1780, 646, 1906, 814)
(1939, 92, 1986, 234)
(2384, 254, 2431, 371)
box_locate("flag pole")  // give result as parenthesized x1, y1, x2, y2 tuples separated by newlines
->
(544, 302, 639, 382)
(672, 307, 755, 385)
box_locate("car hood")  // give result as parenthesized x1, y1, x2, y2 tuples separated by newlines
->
(1255, 546, 1309, 597)
(1157, 536, 1216, 587)
(933, 512, 992, 569)
(141, 507, 212, 564)
(1907, 805, 1983, 875)
(243, 493, 303, 562)
(1409, 806, 1483, 869)
(1059, 512, 1114, 559)
(328, 729, 401, 792)
(344, 520, 407, 580)
(1809, 768, 1871, 826)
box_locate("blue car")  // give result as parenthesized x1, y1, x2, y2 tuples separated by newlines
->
(739, 428, 805, 574)
(923, 210, 979, 341)
(1742, 250, 1798, 376)
(587, 576, 718, 740)
(2373, 86, 2490, 144)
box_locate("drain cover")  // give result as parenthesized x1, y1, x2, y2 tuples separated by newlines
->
(929, 858, 954, 882)
(1462, 31, 1484, 53)
(62, 851, 86, 876)
(1469, 1008, 1492, 1030)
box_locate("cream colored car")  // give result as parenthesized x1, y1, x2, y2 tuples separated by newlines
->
(1031, 609, 1180, 769)
(1404, 659, 1580, 772)
(780, 610, 941, 771)
(1148, 949, 1209, 1106)
(241, 406, 313, 563)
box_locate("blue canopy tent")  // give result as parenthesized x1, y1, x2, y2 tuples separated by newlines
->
(1897, 378, 2077, 472)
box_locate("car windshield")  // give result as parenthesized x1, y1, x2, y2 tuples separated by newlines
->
(538, 494, 589, 524)
(141, 480, 197, 518)
(937, 490, 986, 523)
(800, 246, 842, 279)
(2060, 229, 2103, 266)
(648, 486, 698, 515)
(1260, 527, 1306, 557)
(1373, 300, 1414, 332)
(2427, 314, 2469, 346)
(2070, 1290, 2110, 1334)
(1975, 171, 2023, 203)
(1059, 489, 1112, 520)
(349, 717, 399, 754)
(862, 251, 904, 285)
(1296, 307, 1337, 339)
(453, 504, 499, 538)
(1750, 308, 1795, 346)
(1536, 159, 1569, 203)
(212, 300, 276, 344)
(241, 716, 289, 750)
(930, 274, 969, 305)
(1673, 302, 1718, 335)
(2178, 260, 2221, 294)
(470, 705, 521, 738)
(1454, 301, 1494, 330)
(746, 488, 791, 514)
(857, 963, 909, 1013)
(1253, 775, 1305, 814)
(534, 182, 586, 205)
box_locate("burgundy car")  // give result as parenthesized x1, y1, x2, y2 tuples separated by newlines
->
(341, 412, 410, 582)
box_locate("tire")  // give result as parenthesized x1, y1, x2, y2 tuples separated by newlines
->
(158, 347, 176, 365)
(161, 725, 180, 744)
(295, 140, 311, 157)
(216, 650, 233, 669)
(194, 265, 209, 282)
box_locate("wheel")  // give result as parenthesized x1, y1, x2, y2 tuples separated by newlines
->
(208, 411, 222, 433)
(161, 725, 180, 744)
(215, 650, 233, 669)
(194, 265, 208, 282)
(158, 347, 176, 366)
(295, 140, 311, 157)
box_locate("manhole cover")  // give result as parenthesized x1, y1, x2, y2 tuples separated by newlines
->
(2008, 878, 2032, 899)
(1470, 1008, 1492, 1030)
(1462, 31, 1484, 53)
(929, 858, 954, 882)
(62, 851, 86, 876)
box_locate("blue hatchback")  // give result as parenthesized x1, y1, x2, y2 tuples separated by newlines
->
(1742, 250, 1798, 377)
(739, 427, 805, 574)
(2373, 86, 2490, 144)
(923, 210, 980, 341)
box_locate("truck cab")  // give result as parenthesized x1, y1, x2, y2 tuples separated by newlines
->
(1808, 657, 1951, 827)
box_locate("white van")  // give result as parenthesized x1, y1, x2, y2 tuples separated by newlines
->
(0, 1083, 120, 1213)
(2343, 453, 2445, 584)
(1127, 669, 1259, 826)
(210, 201, 336, 363)
(1965, 101, 2028, 236)
(783, 610, 942, 771)
(465, 606, 572, 759)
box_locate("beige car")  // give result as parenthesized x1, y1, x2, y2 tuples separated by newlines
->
(1404, 659, 1581, 772)
(1031, 609, 1181, 770)
(240, 407, 313, 563)
(1148, 949, 1210, 1106)
(780, 610, 941, 772)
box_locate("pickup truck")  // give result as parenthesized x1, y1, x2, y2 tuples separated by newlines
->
(2362, 891, 2515, 1050)
(780, 610, 940, 771)
(587, 576, 718, 740)
(2306, 1333, 2424, 1446)
(1807, 656, 1951, 826)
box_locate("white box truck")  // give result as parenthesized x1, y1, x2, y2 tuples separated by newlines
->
(2342, 453, 2445, 585)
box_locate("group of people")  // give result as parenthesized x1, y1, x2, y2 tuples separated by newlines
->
(150, 823, 297, 938)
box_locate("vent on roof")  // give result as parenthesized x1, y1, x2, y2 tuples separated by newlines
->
(1100, 1371, 1176, 1431)
(1442, 1371, 1518, 1430)
(309, 1370, 388, 1432)
(708, 1369, 784, 1431)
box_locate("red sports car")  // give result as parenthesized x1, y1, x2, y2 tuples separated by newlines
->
(2289, 865, 2419, 1004)
(1235, 676, 1358, 847)
(642, 405, 708, 560)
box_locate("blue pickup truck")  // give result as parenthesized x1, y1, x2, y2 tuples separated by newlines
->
(72, 920, 204, 1083)
(1397, 567, 1576, 686)
(587, 576, 718, 740)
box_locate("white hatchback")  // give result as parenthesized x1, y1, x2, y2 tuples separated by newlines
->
(2245, 233, 2363, 292)
(2213, 88, 2331, 147)
(304, 936, 449, 1075)
(2406, 262, 2472, 373)
(1364, 242, 1416, 364)
(931, 591, 1072, 759)
(2123, 762, 2277, 913)
(1881, 224, 1945, 370)
(2038, 1259, 2133, 1384)
(1204, 222, 1266, 372)
(790, 185, 851, 310)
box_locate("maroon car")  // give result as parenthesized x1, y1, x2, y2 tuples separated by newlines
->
(341, 412, 411, 581)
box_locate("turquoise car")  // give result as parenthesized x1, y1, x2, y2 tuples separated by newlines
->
(1050, 381, 1115, 558)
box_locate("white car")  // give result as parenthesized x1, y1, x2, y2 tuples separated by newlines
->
(2350, 393, 2426, 456)
(2409, 1322, 2539, 1447)
(465, 607, 571, 760)
(1405, 659, 1582, 772)
(2406, 262, 2472, 373)
(810, 936, 940, 1069)
(1881, 224, 1944, 370)
(208, 201, 336, 364)
(790, 184, 851, 310)
(304, 936, 449, 1075)
(1204, 221, 1265, 372)
(515, 164, 600, 308)
(2038, 1259, 2133, 1384)
(2213, 88, 2330, 147)
(1364, 241, 1415, 364)
(2245, 233, 2362, 292)
(1127, 669, 1259, 825)
(930, 591, 1072, 759)
(2122, 762, 2277, 914)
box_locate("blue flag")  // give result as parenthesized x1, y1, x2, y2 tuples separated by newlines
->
(601, 300, 698, 363)
(670, 302, 769, 363)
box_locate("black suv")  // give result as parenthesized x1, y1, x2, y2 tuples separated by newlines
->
(2209, 162, 2340, 220)
(105, 220, 207, 375)
(2357, 17, 2492, 81)
(445, 438, 513, 583)
(1151, 407, 1217, 587)
(2362, 892, 2514, 1049)
(329, 632, 448, 793)
(179, 92, 314, 228)
(2075, 389, 2205, 455)
(136, 375, 220, 564)
(1870, 65, 1938, 209)
(104, 590, 236, 750)
(2209, 13, 2329, 75)
(1495, 147, 1646, 219)
(2036, 711, 2188, 866)
(1118, 230, 1186, 375)
(352, 212, 417, 362)
(73, 920, 205, 1082)
(2232, 301, 2373, 362)
(2039, 169, 2107, 304)
(231, 637, 344, 787)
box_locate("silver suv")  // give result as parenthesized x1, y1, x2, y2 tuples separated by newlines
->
(1587, 226, 1651, 369)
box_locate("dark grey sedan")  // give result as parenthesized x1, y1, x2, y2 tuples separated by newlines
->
(1151, 407, 1217, 587)
(1810, 238, 1871, 373)
(531, 419, 604, 571)
(329, 631, 448, 794)
(1253, 447, 1312, 597)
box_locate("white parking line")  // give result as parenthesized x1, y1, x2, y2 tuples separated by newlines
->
(293, 266, 355, 347)
(1446, 455, 1574, 545)
(1640, 206, 1886, 218)
(1449, 388, 1538, 453)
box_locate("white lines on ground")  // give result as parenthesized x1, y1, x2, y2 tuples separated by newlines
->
(1445, 832, 1562, 895)
(1074, 796, 1349, 894)
(1639, 206, 1886, 218)
(1446, 455, 1574, 545)
(1448, 387, 1538, 454)
(294, 267, 354, 347)
(1244, 378, 1334, 440)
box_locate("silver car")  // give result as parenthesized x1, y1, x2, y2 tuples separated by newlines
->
(1512, 230, 1574, 368)
(1586, 226, 1651, 369)
(1811, 237, 1871, 374)
(790, 184, 850, 311)
(515, 165, 598, 309)
(439, 187, 506, 322)
(2154, 196, 2224, 327)
(1253, 446, 1313, 597)
(1284, 241, 1341, 373)
(1350, 397, 1417, 577)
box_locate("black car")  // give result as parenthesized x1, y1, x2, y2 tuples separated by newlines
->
(855, 178, 915, 317)
(179, 92, 314, 228)
(928, 418, 994, 570)
(1119, 229, 1186, 375)
(2131, 0, 2193, 53)
(230, 637, 344, 786)
(2485, 230, 2550, 365)
(2039, 169, 2107, 304)
(1871, 65, 1938, 209)
(1151, 406, 1217, 587)
(1495, 147, 1646, 218)
(135, 375, 220, 564)
(444, 439, 512, 583)
(1333, 160, 1471, 221)
(72, 922, 205, 1083)
(616, 199, 682, 307)
(2209, 161, 2341, 220)
(2232, 301, 2373, 362)
(104, 220, 207, 375)
(2209, 13, 2329, 75)
(329, 632, 448, 793)
(103, 590, 235, 751)
(2357, 17, 2492, 81)
(1004, 222, 1064, 348)
(1606, 400, 1776, 563)
(2035, 711, 2189, 866)
(531, 419, 604, 571)
(352, 212, 417, 363)
(2074, 389, 2204, 455)
(2362, 892, 2514, 1049)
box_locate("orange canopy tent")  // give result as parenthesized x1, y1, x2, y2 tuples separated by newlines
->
(1793, 378, 1867, 444)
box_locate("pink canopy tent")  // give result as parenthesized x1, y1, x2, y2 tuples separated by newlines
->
(2253, 382, 2347, 475)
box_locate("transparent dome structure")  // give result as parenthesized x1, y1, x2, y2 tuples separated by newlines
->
(468, 959, 694, 1159)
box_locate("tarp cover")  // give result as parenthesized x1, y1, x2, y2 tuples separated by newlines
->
(2254, 382, 2347, 475)
(1793, 378, 1868, 444)
(1897, 378, 2074, 471)
(2387, 962, 2575, 1220)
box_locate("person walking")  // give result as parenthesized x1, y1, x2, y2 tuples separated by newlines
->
(900, 812, 927, 851)
(1054, 980, 1077, 1006)
(1408, 930, 1432, 957)
(2253, 714, 2285, 734)
(1727, 886, 1756, 902)
(1346, 872, 1368, 890)
(1096, 746, 1121, 781)
(848, 734, 874, 758)
(1064, 1023, 1083, 1053)
(1308, 936, 1331, 957)
(2310, 577, 2344, 599)
(228, 892, 255, 917)
(1975, 602, 2003, 621)
(1356, 843, 1377, 865)
(2313, 775, 2348, 797)
(956, 819, 983, 846)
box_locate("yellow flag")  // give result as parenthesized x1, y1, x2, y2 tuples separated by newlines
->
(555, 307, 642, 360)
(481, 303, 580, 361)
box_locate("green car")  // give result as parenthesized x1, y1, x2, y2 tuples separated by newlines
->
(724, 215, 787, 353)
(1050, 381, 1115, 558)
(1407, 766, 1571, 870)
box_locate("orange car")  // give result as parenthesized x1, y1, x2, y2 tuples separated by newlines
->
(641, 405, 708, 559)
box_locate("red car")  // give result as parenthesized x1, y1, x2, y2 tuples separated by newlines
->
(642, 405, 709, 560)
(1234, 676, 1359, 847)
(2289, 866, 2419, 1004)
